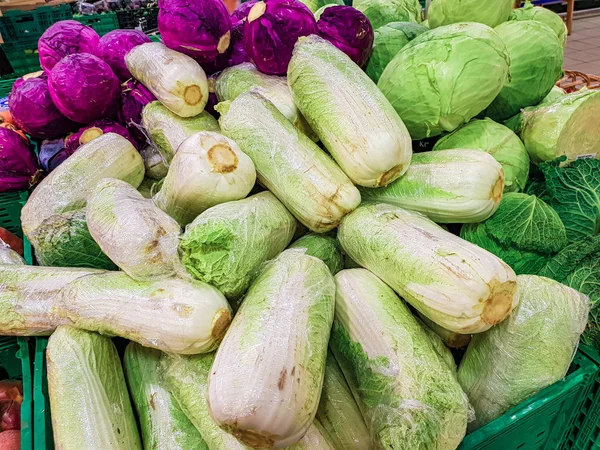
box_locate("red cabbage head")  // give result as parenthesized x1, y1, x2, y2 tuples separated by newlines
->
(119, 79, 156, 144)
(65, 119, 137, 154)
(8, 72, 76, 140)
(158, 0, 233, 65)
(0, 128, 41, 192)
(48, 53, 120, 124)
(244, 0, 317, 75)
(97, 29, 152, 81)
(317, 5, 374, 67)
(38, 20, 100, 72)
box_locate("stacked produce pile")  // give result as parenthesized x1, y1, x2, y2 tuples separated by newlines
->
(0, 0, 598, 448)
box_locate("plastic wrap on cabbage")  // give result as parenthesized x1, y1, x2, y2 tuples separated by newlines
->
(180, 191, 296, 301)
(33, 208, 116, 270)
(315, 6, 373, 68)
(0, 128, 41, 193)
(216, 62, 316, 139)
(458, 275, 589, 430)
(419, 314, 472, 349)
(427, 0, 512, 28)
(485, 21, 564, 121)
(0, 265, 102, 336)
(142, 101, 219, 163)
(87, 178, 184, 280)
(38, 20, 100, 72)
(289, 35, 412, 188)
(65, 120, 137, 154)
(126, 43, 208, 118)
(330, 269, 469, 449)
(56, 271, 232, 354)
(353, 0, 422, 29)
(433, 118, 529, 193)
(460, 193, 568, 275)
(289, 233, 343, 274)
(47, 327, 142, 450)
(316, 352, 370, 450)
(217, 90, 361, 232)
(338, 203, 519, 334)
(510, 0, 567, 46)
(154, 131, 256, 226)
(119, 79, 156, 145)
(244, 0, 317, 75)
(21, 133, 144, 244)
(507, 89, 600, 163)
(365, 21, 427, 83)
(140, 146, 168, 180)
(0, 241, 25, 265)
(360, 149, 504, 223)
(8, 72, 76, 140)
(97, 29, 151, 81)
(123, 343, 208, 450)
(158, 0, 232, 65)
(48, 53, 120, 124)
(208, 250, 335, 448)
(378, 23, 510, 140)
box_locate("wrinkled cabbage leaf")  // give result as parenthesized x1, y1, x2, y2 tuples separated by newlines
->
(460, 193, 567, 274)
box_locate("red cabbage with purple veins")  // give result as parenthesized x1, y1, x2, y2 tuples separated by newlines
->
(96, 29, 152, 81)
(65, 120, 138, 155)
(158, 0, 233, 65)
(0, 128, 41, 192)
(232, 0, 259, 22)
(119, 79, 156, 144)
(8, 72, 76, 140)
(48, 53, 121, 124)
(244, 0, 317, 75)
(38, 20, 100, 72)
(317, 5, 374, 68)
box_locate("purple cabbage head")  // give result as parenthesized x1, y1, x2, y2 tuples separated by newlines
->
(65, 119, 137, 154)
(118, 79, 156, 144)
(0, 128, 41, 192)
(39, 138, 68, 173)
(244, 0, 317, 75)
(12, 70, 46, 92)
(232, 0, 258, 22)
(97, 29, 152, 81)
(158, 0, 233, 65)
(38, 20, 100, 72)
(48, 53, 120, 124)
(228, 1, 258, 66)
(317, 6, 374, 68)
(8, 72, 76, 140)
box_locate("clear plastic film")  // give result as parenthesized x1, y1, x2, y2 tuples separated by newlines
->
(0, 265, 103, 335)
(215, 62, 317, 141)
(153, 131, 256, 226)
(47, 326, 141, 450)
(21, 133, 144, 245)
(0, 240, 25, 265)
(141, 101, 220, 164)
(207, 250, 336, 449)
(288, 35, 412, 188)
(418, 313, 472, 350)
(316, 351, 371, 450)
(330, 268, 470, 450)
(125, 43, 208, 118)
(56, 271, 232, 354)
(338, 202, 519, 334)
(86, 178, 184, 281)
(179, 191, 297, 301)
(217, 90, 361, 233)
(458, 274, 590, 431)
(122, 343, 208, 449)
(139, 145, 168, 181)
(360, 149, 504, 223)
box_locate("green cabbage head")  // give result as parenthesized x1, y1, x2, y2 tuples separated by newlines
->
(485, 20, 564, 121)
(510, 1, 567, 46)
(353, 0, 422, 30)
(428, 0, 513, 28)
(378, 23, 510, 140)
(433, 118, 530, 193)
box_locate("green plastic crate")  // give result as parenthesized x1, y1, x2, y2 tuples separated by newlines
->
(1, 42, 40, 77)
(0, 338, 33, 450)
(0, 5, 72, 47)
(72, 13, 119, 36)
(562, 345, 600, 449)
(459, 346, 599, 450)
(33, 338, 52, 450)
(0, 191, 28, 238)
(0, 77, 17, 98)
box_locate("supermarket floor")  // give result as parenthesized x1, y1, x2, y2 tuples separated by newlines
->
(564, 14, 600, 74)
